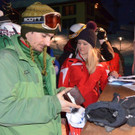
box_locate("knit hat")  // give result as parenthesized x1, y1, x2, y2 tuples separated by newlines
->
(21, 2, 61, 39)
(77, 21, 97, 48)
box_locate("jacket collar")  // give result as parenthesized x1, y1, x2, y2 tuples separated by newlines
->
(76, 52, 86, 62)
(7, 34, 55, 67)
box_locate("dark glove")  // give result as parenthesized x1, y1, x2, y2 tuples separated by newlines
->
(96, 27, 107, 40)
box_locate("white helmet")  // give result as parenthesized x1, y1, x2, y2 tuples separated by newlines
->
(69, 23, 86, 39)
(0, 22, 21, 37)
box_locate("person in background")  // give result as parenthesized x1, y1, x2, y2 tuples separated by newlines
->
(106, 46, 124, 76)
(0, 2, 80, 135)
(58, 23, 86, 67)
(96, 27, 114, 62)
(0, 10, 11, 26)
(58, 21, 108, 108)
(58, 21, 115, 135)
(99, 39, 124, 78)
(0, 9, 21, 50)
(0, 10, 20, 38)
(96, 29, 121, 79)
(0, 22, 21, 37)
(58, 22, 114, 69)
(47, 47, 60, 75)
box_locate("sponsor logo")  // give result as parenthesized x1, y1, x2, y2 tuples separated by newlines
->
(24, 17, 42, 22)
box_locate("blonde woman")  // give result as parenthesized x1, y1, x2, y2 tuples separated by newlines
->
(58, 21, 108, 107)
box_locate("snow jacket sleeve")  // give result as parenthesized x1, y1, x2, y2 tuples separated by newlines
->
(78, 64, 108, 107)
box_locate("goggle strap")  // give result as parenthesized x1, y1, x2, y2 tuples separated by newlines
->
(22, 16, 61, 31)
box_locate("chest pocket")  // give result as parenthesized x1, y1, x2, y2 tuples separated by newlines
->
(18, 60, 42, 84)
(69, 62, 89, 86)
(16, 60, 44, 98)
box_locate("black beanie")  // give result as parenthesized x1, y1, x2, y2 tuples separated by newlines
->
(77, 21, 97, 48)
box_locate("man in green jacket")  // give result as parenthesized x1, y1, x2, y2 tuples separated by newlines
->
(0, 2, 80, 135)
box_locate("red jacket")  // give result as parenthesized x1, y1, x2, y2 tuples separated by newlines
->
(106, 52, 120, 73)
(58, 58, 108, 107)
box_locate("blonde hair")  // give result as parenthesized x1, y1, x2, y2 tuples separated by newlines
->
(86, 47, 99, 74)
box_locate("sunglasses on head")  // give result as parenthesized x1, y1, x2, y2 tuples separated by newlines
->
(22, 12, 61, 31)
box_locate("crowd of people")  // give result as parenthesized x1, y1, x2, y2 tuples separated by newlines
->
(0, 1, 126, 135)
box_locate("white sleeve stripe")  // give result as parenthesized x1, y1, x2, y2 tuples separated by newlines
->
(60, 68, 69, 84)
(97, 63, 103, 67)
(71, 63, 83, 66)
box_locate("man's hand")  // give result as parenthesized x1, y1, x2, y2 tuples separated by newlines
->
(57, 88, 81, 113)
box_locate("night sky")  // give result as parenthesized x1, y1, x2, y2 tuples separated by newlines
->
(1, 0, 135, 26)
(102, 0, 135, 25)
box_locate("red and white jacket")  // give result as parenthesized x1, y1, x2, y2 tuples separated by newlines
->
(58, 56, 108, 107)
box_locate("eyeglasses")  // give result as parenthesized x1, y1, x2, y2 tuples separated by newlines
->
(22, 12, 61, 31)
(69, 25, 86, 39)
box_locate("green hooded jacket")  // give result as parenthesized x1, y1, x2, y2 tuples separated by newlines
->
(0, 34, 64, 135)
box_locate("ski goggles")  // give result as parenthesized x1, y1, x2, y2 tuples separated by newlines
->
(69, 25, 86, 39)
(22, 12, 61, 31)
